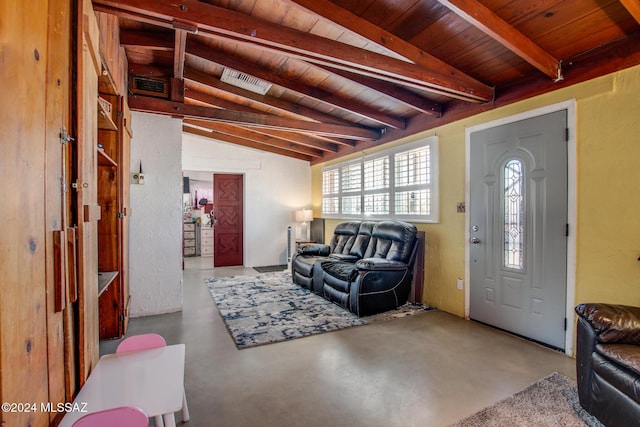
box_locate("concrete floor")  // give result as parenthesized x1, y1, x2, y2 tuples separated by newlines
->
(100, 256, 577, 427)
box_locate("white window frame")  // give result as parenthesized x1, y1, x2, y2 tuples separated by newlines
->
(321, 136, 439, 223)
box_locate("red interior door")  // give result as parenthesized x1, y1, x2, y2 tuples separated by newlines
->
(213, 174, 244, 267)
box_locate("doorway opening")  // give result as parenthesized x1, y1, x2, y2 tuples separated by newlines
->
(182, 172, 245, 269)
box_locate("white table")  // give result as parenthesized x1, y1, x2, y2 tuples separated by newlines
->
(59, 344, 185, 427)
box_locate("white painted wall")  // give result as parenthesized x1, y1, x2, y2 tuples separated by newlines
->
(182, 132, 312, 267)
(129, 112, 183, 317)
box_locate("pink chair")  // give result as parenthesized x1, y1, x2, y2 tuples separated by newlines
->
(117, 334, 190, 426)
(116, 333, 167, 353)
(72, 406, 148, 427)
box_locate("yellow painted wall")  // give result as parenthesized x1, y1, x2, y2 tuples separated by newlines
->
(311, 64, 640, 317)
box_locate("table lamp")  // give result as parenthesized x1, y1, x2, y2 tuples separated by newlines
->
(295, 209, 314, 241)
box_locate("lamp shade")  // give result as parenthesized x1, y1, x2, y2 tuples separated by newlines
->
(295, 209, 313, 222)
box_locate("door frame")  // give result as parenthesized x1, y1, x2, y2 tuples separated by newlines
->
(464, 99, 577, 355)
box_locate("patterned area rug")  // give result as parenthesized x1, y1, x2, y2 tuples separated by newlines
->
(205, 272, 433, 349)
(449, 372, 605, 427)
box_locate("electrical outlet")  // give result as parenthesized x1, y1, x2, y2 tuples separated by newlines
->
(132, 173, 145, 185)
(456, 278, 463, 290)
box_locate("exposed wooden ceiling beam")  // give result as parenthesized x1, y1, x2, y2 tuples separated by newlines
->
(120, 30, 406, 129)
(92, 0, 494, 102)
(172, 29, 187, 79)
(620, 0, 640, 24)
(128, 62, 171, 77)
(249, 128, 340, 152)
(316, 65, 441, 116)
(184, 120, 325, 158)
(184, 89, 340, 153)
(183, 126, 313, 161)
(289, 0, 478, 107)
(128, 95, 380, 140)
(435, 0, 561, 80)
(182, 69, 357, 148)
(185, 40, 406, 129)
(185, 81, 315, 122)
(121, 29, 173, 50)
(183, 68, 350, 127)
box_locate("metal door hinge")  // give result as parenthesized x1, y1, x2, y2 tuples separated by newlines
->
(71, 180, 88, 191)
(564, 318, 568, 331)
(565, 128, 569, 142)
(59, 128, 74, 144)
(566, 224, 569, 237)
(117, 212, 125, 218)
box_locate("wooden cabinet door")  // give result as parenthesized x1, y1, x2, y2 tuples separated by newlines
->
(45, 0, 77, 421)
(0, 0, 78, 425)
(0, 2, 51, 426)
(119, 97, 132, 335)
(75, 0, 101, 382)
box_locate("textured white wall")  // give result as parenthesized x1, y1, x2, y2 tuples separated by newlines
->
(182, 132, 312, 267)
(129, 112, 183, 317)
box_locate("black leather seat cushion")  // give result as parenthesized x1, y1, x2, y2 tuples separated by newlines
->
(592, 350, 640, 405)
(321, 260, 358, 282)
(597, 343, 640, 376)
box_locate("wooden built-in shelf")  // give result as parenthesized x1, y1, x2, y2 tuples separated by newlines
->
(98, 60, 118, 95)
(97, 148, 117, 167)
(98, 99, 117, 131)
(98, 271, 118, 296)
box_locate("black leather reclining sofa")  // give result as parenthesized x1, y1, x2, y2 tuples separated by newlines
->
(291, 220, 419, 316)
(575, 303, 640, 427)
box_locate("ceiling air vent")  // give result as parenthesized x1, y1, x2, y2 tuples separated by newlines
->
(220, 68, 272, 95)
(130, 76, 169, 98)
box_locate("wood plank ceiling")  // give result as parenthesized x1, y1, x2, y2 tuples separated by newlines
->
(93, 0, 640, 164)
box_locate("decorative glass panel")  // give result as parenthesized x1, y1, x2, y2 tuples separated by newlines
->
(504, 159, 524, 270)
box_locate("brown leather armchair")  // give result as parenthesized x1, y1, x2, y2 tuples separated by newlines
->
(575, 303, 640, 427)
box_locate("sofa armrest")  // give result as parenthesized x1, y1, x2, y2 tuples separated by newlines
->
(355, 258, 408, 271)
(575, 303, 640, 344)
(298, 243, 330, 256)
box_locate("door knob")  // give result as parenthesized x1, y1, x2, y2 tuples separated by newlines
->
(470, 237, 481, 244)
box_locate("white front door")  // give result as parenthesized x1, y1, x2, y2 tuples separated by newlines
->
(469, 110, 568, 350)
